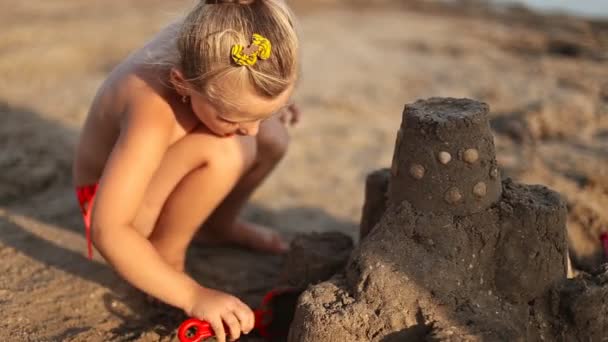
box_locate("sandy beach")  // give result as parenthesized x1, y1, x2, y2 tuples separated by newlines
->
(1, 0, 607, 340)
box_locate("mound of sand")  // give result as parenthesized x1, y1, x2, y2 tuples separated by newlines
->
(286, 98, 607, 341)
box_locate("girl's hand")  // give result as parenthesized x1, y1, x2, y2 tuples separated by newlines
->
(187, 286, 255, 342)
(278, 102, 301, 126)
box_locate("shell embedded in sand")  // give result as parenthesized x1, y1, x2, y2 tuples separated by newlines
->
(490, 167, 499, 179)
(473, 182, 487, 197)
(409, 164, 425, 179)
(444, 187, 463, 204)
(463, 148, 479, 164)
(438, 151, 452, 164)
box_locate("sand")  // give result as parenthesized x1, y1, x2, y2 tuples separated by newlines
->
(1, 0, 607, 341)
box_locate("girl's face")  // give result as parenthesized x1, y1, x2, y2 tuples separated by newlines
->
(188, 76, 294, 137)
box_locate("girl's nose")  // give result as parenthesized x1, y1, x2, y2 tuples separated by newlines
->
(238, 121, 260, 136)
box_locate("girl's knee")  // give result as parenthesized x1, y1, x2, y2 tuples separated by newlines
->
(187, 125, 257, 173)
(208, 136, 257, 175)
(257, 120, 289, 162)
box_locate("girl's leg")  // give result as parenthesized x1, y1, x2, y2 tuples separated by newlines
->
(197, 116, 290, 253)
(131, 125, 257, 271)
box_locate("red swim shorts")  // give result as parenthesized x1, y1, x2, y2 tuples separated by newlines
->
(75, 183, 98, 260)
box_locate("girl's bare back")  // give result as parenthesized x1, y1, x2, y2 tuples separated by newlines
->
(73, 21, 197, 187)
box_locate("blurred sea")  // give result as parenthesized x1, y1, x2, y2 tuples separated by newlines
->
(492, 0, 608, 19)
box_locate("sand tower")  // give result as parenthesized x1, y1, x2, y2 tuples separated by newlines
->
(388, 98, 502, 216)
(287, 98, 571, 341)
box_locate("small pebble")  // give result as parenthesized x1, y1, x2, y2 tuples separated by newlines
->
(409, 164, 425, 179)
(463, 148, 479, 164)
(444, 187, 463, 204)
(438, 151, 451, 164)
(490, 167, 499, 179)
(473, 182, 487, 197)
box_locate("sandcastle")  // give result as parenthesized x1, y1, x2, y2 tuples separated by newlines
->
(281, 98, 608, 341)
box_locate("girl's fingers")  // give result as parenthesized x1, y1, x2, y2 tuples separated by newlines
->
(222, 312, 242, 341)
(235, 302, 255, 334)
(209, 318, 226, 342)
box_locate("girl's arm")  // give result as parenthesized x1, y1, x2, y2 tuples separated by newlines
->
(90, 93, 198, 313)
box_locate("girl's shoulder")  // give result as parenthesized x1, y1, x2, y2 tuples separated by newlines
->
(116, 22, 182, 111)
(122, 67, 180, 126)
(90, 22, 185, 130)
(94, 63, 173, 117)
(117, 64, 199, 141)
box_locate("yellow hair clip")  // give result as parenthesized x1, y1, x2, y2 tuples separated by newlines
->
(231, 33, 272, 67)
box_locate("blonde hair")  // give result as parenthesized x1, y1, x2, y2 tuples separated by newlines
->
(177, 0, 299, 102)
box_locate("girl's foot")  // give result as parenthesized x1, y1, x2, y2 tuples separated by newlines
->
(194, 220, 290, 254)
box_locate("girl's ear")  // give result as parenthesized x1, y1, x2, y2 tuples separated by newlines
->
(169, 67, 190, 96)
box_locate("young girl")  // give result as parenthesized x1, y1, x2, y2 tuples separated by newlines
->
(72, 1, 300, 341)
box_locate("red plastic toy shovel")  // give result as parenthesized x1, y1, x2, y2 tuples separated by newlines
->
(178, 287, 301, 342)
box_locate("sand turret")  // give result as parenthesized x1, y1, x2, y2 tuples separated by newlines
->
(286, 98, 575, 341)
(389, 98, 501, 215)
